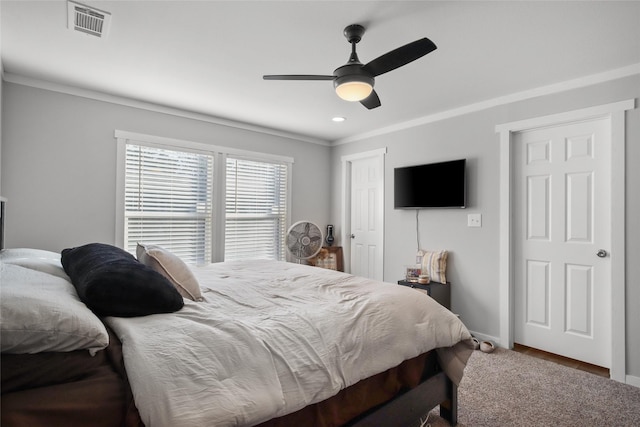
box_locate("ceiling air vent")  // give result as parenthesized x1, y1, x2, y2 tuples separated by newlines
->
(67, 1, 111, 38)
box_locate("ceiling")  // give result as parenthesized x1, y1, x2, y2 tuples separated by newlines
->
(2, 1, 639, 144)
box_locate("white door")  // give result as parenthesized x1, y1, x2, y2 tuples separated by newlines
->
(349, 155, 384, 280)
(513, 118, 611, 368)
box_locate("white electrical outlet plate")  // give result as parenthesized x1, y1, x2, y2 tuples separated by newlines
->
(468, 213, 482, 227)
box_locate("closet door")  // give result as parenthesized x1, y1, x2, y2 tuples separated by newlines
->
(513, 118, 611, 368)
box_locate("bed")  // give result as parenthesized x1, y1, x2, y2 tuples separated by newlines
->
(1, 244, 474, 427)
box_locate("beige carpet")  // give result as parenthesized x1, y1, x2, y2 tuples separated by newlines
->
(421, 348, 640, 426)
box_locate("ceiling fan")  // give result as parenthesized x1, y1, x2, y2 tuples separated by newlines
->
(263, 24, 437, 109)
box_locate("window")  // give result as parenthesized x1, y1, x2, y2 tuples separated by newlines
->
(116, 131, 292, 264)
(124, 144, 214, 264)
(225, 157, 288, 261)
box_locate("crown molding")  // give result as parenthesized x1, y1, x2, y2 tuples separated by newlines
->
(332, 63, 640, 145)
(4, 63, 639, 148)
(2, 72, 331, 147)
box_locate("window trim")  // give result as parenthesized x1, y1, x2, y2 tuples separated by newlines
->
(114, 130, 293, 262)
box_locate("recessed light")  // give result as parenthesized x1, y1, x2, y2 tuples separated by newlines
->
(332, 116, 346, 122)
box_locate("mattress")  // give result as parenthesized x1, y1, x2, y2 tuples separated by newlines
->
(106, 260, 472, 427)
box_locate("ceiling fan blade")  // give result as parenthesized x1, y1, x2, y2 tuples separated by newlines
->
(360, 90, 381, 109)
(362, 37, 437, 77)
(263, 75, 334, 81)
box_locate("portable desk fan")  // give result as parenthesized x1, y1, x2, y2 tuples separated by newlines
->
(286, 221, 323, 262)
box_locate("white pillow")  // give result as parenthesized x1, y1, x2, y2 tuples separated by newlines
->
(0, 255, 109, 355)
(0, 248, 60, 261)
(0, 247, 69, 279)
(136, 243, 203, 301)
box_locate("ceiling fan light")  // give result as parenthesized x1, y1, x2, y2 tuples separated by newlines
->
(335, 81, 373, 102)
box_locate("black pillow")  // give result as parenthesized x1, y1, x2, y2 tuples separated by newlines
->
(61, 243, 184, 317)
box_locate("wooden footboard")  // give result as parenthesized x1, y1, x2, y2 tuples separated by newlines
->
(2, 342, 457, 427)
(348, 371, 457, 427)
(256, 350, 456, 427)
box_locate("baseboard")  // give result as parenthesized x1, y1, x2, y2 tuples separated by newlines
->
(626, 375, 640, 388)
(468, 331, 502, 347)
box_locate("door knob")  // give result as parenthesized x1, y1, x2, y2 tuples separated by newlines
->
(596, 249, 607, 258)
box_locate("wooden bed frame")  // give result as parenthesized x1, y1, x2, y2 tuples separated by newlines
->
(350, 371, 457, 426)
(2, 346, 457, 427)
(253, 348, 457, 427)
(0, 330, 458, 427)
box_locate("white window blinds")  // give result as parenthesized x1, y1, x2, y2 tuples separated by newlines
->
(119, 131, 292, 264)
(224, 157, 288, 261)
(125, 144, 214, 264)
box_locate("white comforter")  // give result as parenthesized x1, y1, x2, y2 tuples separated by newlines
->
(106, 260, 472, 427)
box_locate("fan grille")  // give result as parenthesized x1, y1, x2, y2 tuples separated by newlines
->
(286, 221, 323, 260)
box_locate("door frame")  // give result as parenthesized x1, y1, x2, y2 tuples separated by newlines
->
(341, 147, 387, 275)
(495, 99, 634, 383)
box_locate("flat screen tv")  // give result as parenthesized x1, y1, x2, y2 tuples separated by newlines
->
(394, 159, 466, 209)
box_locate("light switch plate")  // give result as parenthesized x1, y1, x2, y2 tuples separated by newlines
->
(468, 213, 482, 227)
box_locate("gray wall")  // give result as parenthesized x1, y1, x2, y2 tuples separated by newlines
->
(0, 82, 331, 252)
(0, 6, 3, 193)
(330, 75, 640, 379)
(0, 78, 3, 192)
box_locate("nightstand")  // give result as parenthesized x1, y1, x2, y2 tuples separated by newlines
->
(309, 246, 344, 272)
(397, 280, 451, 310)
